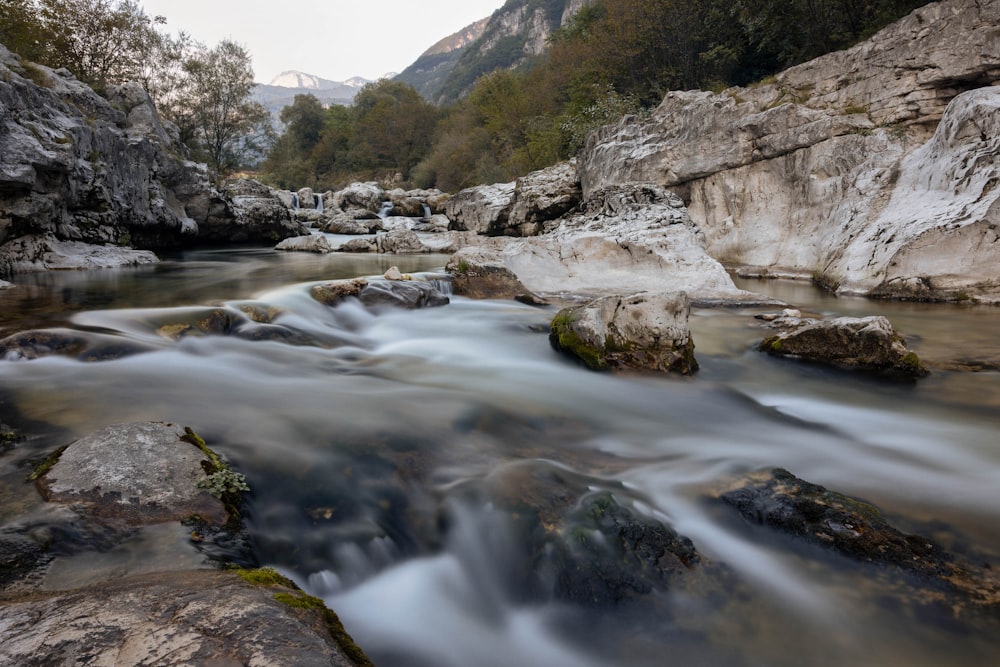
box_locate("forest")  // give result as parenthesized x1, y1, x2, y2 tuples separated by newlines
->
(263, 0, 931, 193)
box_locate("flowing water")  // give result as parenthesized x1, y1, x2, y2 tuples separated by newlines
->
(1, 249, 998, 666)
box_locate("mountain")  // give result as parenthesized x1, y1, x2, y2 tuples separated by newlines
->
(252, 71, 376, 122)
(394, 17, 491, 101)
(431, 0, 594, 103)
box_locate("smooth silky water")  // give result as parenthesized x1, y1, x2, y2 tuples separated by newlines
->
(1, 249, 997, 666)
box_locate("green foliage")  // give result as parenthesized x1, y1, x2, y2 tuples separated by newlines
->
(198, 468, 250, 499)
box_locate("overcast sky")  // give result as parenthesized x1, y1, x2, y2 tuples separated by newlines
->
(138, 0, 505, 84)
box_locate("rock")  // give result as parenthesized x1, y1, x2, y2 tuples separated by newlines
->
(0, 569, 370, 667)
(296, 186, 316, 209)
(275, 234, 333, 254)
(550, 291, 698, 374)
(0, 534, 47, 589)
(332, 182, 385, 213)
(0, 234, 159, 274)
(758, 315, 929, 379)
(507, 159, 582, 235)
(0, 327, 154, 361)
(445, 182, 516, 235)
(320, 212, 383, 235)
(383, 266, 407, 280)
(35, 422, 231, 527)
(719, 468, 1000, 609)
(310, 278, 369, 306)
(461, 460, 705, 607)
(206, 179, 310, 245)
(502, 183, 770, 304)
(339, 229, 430, 254)
(357, 280, 450, 309)
(577, 0, 1000, 302)
(445, 247, 543, 302)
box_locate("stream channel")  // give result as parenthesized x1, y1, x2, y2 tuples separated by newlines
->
(1, 247, 998, 666)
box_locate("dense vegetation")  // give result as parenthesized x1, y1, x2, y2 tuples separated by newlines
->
(0, 0, 269, 175)
(262, 0, 930, 194)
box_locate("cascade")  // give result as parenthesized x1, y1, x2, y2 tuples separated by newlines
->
(291, 193, 300, 211)
(314, 194, 324, 214)
(378, 201, 393, 219)
(421, 203, 432, 221)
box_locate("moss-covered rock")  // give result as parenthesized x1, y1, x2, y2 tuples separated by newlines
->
(549, 292, 698, 374)
(757, 315, 929, 379)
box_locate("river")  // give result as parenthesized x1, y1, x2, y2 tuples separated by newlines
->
(1, 247, 997, 666)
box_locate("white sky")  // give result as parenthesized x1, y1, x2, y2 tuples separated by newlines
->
(138, 0, 505, 84)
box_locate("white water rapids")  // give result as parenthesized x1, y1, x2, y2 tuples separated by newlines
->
(0, 248, 997, 666)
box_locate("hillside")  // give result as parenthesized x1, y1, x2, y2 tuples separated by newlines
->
(394, 17, 490, 101)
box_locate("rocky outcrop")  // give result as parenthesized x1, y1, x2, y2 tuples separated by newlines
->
(0, 45, 306, 276)
(0, 234, 158, 274)
(205, 179, 308, 245)
(550, 291, 698, 374)
(340, 228, 429, 254)
(758, 315, 928, 379)
(500, 183, 770, 304)
(578, 0, 1000, 302)
(310, 276, 450, 310)
(445, 161, 582, 237)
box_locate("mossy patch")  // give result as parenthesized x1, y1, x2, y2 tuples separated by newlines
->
(758, 335, 784, 354)
(28, 445, 69, 482)
(232, 567, 373, 666)
(181, 427, 248, 528)
(549, 309, 607, 371)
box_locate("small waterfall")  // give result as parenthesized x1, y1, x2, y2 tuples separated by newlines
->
(314, 194, 324, 214)
(291, 193, 300, 211)
(378, 201, 393, 219)
(421, 203, 432, 221)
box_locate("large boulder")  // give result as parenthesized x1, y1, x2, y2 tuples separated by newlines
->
(203, 179, 309, 245)
(758, 315, 929, 379)
(331, 182, 385, 213)
(319, 211, 383, 235)
(502, 183, 769, 305)
(577, 0, 1000, 302)
(445, 182, 516, 235)
(507, 159, 582, 236)
(339, 229, 429, 254)
(274, 234, 334, 254)
(550, 291, 698, 374)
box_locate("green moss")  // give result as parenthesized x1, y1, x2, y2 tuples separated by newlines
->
(274, 592, 375, 666)
(901, 351, 927, 375)
(550, 309, 607, 371)
(456, 259, 471, 274)
(28, 445, 69, 481)
(759, 336, 784, 354)
(181, 427, 248, 527)
(235, 567, 298, 589)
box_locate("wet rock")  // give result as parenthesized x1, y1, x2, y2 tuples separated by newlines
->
(0, 534, 48, 589)
(35, 422, 231, 527)
(719, 468, 1000, 609)
(357, 280, 450, 310)
(310, 278, 368, 307)
(550, 292, 698, 374)
(0, 234, 159, 274)
(0, 328, 153, 361)
(445, 247, 545, 303)
(0, 569, 369, 667)
(758, 315, 929, 379)
(332, 182, 385, 213)
(467, 460, 704, 607)
(274, 234, 334, 254)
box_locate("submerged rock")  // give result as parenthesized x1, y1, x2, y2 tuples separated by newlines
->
(550, 292, 698, 374)
(358, 280, 450, 310)
(445, 247, 545, 303)
(758, 315, 928, 379)
(0, 327, 154, 361)
(719, 468, 1000, 610)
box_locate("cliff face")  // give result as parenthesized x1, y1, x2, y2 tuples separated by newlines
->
(393, 18, 490, 100)
(0, 44, 305, 275)
(434, 0, 595, 103)
(578, 0, 1000, 301)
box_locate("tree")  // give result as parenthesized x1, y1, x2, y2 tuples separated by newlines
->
(348, 80, 438, 180)
(164, 40, 271, 175)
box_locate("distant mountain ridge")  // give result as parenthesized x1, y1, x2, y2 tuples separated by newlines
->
(395, 0, 593, 103)
(267, 71, 371, 90)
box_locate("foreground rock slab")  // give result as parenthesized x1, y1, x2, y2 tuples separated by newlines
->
(758, 315, 928, 379)
(0, 569, 369, 667)
(550, 291, 698, 374)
